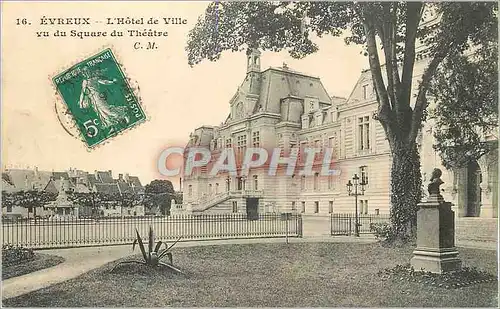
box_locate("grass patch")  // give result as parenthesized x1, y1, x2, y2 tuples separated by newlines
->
(2, 242, 497, 307)
(2, 253, 65, 280)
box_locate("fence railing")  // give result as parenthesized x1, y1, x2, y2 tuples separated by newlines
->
(2, 213, 302, 249)
(331, 213, 390, 236)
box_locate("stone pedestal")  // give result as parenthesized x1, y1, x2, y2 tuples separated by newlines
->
(411, 194, 461, 274)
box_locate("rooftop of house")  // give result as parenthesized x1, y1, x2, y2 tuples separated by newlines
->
(2, 168, 145, 194)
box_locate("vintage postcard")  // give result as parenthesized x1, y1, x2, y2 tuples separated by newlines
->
(1, 1, 498, 307)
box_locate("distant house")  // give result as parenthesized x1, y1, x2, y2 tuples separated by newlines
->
(2, 167, 146, 218)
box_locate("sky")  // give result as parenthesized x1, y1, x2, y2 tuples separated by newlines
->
(2, 1, 367, 189)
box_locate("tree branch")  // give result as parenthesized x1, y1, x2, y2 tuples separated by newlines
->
(409, 49, 448, 144)
(362, 13, 392, 127)
(400, 2, 424, 107)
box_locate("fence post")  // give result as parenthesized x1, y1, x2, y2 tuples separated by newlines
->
(348, 215, 352, 236)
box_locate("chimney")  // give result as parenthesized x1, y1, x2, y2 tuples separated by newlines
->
(124, 173, 130, 182)
(118, 174, 123, 181)
(34, 166, 39, 178)
(108, 170, 112, 177)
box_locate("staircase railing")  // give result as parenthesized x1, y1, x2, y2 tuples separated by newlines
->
(192, 192, 231, 212)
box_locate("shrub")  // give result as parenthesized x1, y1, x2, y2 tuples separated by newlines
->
(2, 244, 35, 267)
(370, 222, 396, 241)
(112, 226, 184, 274)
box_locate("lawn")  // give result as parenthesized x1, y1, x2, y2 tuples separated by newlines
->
(2, 242, 497, 307)
(2, 251, 64, 280)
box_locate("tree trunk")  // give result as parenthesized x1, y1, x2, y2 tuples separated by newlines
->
(389, 141, 422, 239)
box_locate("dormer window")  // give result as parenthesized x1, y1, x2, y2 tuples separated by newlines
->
(362, 84, 369, 99)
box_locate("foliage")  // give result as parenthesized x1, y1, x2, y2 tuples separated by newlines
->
(2, 244, 35, 267)
(186, 2, 497, 239)
(67, 191, 142, 217)
(145, 179, 174, 194)
(1, 191, 57, 209)
(132, 226, 180, 266)
(379, 263, 497, 289)
(429, 31, 498, 169)
(370, 222, 396, 241)
(144, 179, 176, 215)
(112, 226, 183, 274)
(2, 190, 57, 219)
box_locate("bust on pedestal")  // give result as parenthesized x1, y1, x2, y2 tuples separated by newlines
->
(411, 168, 461, 273)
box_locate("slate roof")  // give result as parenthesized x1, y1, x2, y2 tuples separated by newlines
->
(97, 171, 115, 183)
(2, 173, 13, 186)
(117, 182, 133, 194)
(3, 169, 53, 192)
(94, 183, 121, 195)
(127, 176, 142, 188)
(52, 172, 69, 180)
(255, 67, 332, 114)
(3, 168, 146, 196)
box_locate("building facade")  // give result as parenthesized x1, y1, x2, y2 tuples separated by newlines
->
(182, 46, 498, 220)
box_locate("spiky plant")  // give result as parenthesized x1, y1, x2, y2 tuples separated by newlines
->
(112, 226, 183, 274)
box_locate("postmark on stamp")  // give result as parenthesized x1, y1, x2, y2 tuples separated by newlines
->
(52, 48, 146, 148)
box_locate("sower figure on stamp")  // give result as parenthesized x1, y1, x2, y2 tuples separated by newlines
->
(78, 67, 130, 133)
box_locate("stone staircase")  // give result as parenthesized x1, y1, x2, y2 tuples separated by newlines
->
(192, 192, 231, 213)
(455, 217, 498, 248)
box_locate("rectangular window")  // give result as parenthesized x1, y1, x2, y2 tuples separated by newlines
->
(359, 166, 369, 186)
(329, 201, 334, 214)
(252, 131, 260, 147)
(301, 202, 306, 213)
(328, 175, 333, 190)
(364, 116, 370, 150)
(226, 138, 232, 148)
(364, 200, 369, 214)
(253, 175, 258, 190)
(358, 117, 371, 150)
(232, 201, 238, 213)
(314, 172, 319, 190)
(237, 134, 247, 158)
(314, 201, 319, 213)
(208, 184, 212, 194)
(291, 201, 296, 211)
(359, 200, 364, 215)
(362, 84, 368, 99)
(301, 175, 306, 190)
(358, 117, 364, 150)
(215, 183, 219, 194)
(188, 184, 192, 197)
(299, 142, 307, 163)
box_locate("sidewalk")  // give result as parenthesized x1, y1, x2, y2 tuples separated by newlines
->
(2, 236, 375, 300)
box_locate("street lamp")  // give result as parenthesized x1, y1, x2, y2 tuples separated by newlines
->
(346, 173, 367, 237)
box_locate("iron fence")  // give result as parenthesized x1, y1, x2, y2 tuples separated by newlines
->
(2, 213, 302, 249)
(330, 213, 390, 236)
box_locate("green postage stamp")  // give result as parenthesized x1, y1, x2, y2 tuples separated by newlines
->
(53, 48, 146, 148)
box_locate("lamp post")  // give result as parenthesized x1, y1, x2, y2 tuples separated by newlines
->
(346, 173, 367, 237)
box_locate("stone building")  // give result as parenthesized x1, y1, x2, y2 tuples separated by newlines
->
(181, 41, 498, 221)
(182, 49, 393, 216)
